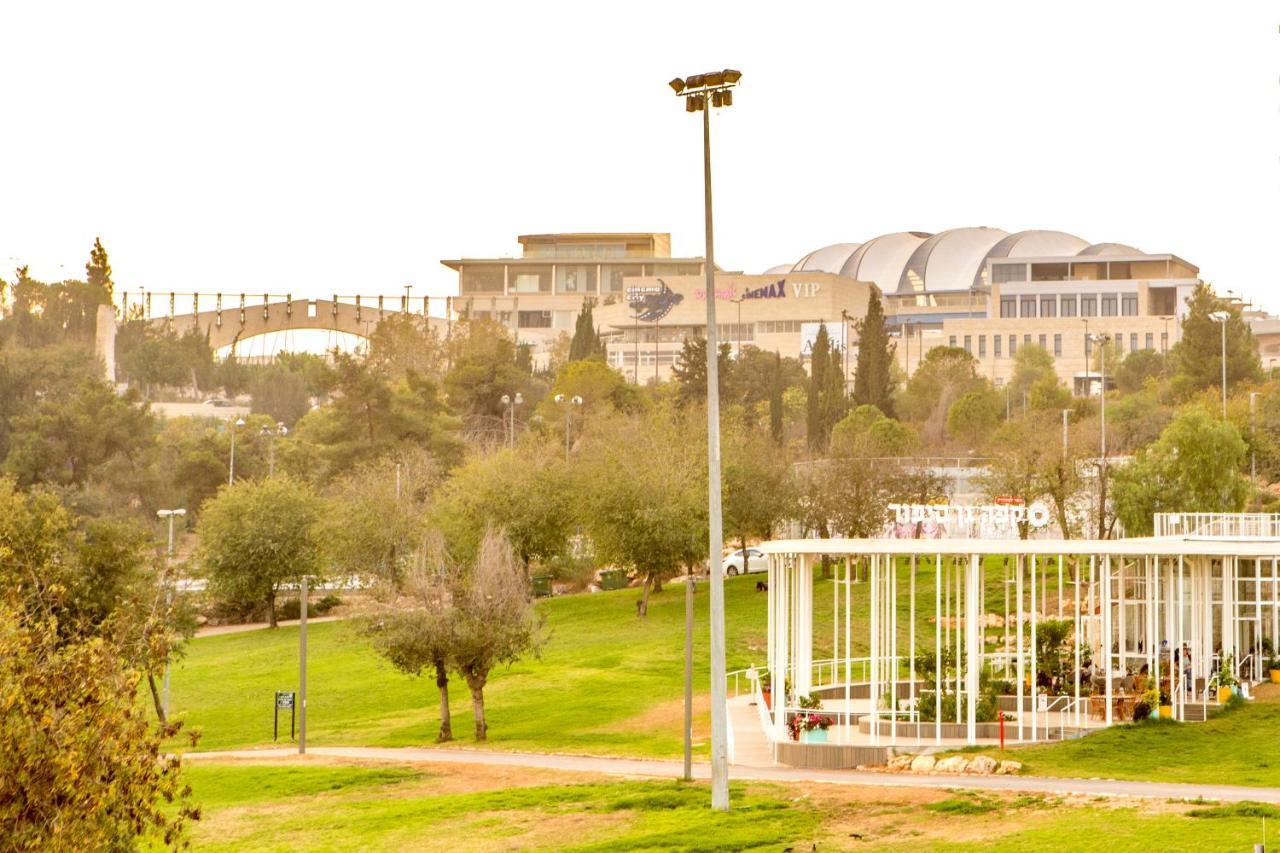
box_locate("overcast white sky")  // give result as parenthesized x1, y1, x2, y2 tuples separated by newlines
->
(2, 2, 1277, 310)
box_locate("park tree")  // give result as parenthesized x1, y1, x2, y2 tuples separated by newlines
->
(537, 358, 639, 426)
(945, 388, 1002, 446)
(367, 313, 447, 380)
(1170, 283, 1260, 397)
(853, 288, 896, 415)
(722, 423, 793, 559)
(579, 409, 706, 616)
(1115, 349, 1166, 393)
(444, 317, 532, 419)
(450, 528, 543, 740)
(361, 533, 459, 742)
(85, 236, 114, 298)
(0, 601, 198, 849)
(830, 404, 919, 458)
(197, 476, 325, 627)
(432, 445, 573, 571)
(806, 324, 846, 451)
(898, 346, 984, 444)
(1112, 406, 1250, 535)
(250, 365, 311, 426)
(671, 336, 733, 404)
(980, 414, 1083, 538)
(568, 299, 607, 362)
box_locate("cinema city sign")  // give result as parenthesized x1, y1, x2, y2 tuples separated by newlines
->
(888, 502, 1052, 530)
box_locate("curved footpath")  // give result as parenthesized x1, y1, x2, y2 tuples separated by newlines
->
(182, 746, 1280, 804)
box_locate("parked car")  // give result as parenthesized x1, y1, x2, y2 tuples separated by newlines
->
(722, 547, 766, 576)
(202, 397, 233, 407)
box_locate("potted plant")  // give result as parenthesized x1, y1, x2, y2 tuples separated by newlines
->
(1217, 656, 1238, 705)
(1267, 657, 1280, 685)
(1158, 687, 1173, 719)
(759, 671, 772, 709)
(789, 712, 833, 743)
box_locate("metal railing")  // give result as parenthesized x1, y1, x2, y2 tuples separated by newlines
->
(1154, 512, 1280, 538)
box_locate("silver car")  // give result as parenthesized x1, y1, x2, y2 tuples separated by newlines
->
(722, 547, 766, 576)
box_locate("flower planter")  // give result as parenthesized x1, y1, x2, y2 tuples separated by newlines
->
(1159, 705, 1173, 719)
(762, 689, 772, 709)
(1217, 686, 1234, 705)
(800, 728, 829, 744)
(1270, 669, 1280, 685)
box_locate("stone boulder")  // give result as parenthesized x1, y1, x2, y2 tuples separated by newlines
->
(996, 760, 1023, 775)
(886, 754, 914, 771)
(966, 755, 997, 775)
(935, 755, 969, 774)
(909, 755, 936, 773)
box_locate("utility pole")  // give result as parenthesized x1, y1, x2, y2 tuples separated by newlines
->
(1209, 310, 1230, 418)
(299, 575, 308, 754)
(156, 508, 186, 719)
(228, 417, 245, 485)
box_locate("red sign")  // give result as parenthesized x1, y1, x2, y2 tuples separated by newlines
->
(994, 495, 1025, 506)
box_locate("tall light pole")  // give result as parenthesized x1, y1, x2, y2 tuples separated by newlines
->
(260, 422, 288, 477)
(1209, 310, 1230, 418)
(156, 507, 186, 719)
(554, 394, 583, 461)
(670, 67, 740, 812)
(1250, 391, 1260, 490)
(228, 417, 245, 485)
(500, 393, 524, 449)
(1087, 332, 1109, 538)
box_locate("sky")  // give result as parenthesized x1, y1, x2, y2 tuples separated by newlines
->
(2, 1, 1277, 313)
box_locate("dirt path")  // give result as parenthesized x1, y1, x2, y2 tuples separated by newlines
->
(182, 745, 1280, 804)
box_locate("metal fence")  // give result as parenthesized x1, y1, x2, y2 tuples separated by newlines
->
(1154, 513, 1280, 538)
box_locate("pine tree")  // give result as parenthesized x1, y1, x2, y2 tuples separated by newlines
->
(1170, 283, 1260, 394)
(853, 288, 896, 416)
(86, 237, 113, 298)
(824, 339, 846, 437)
(807, 325, 830, 451)
(568, 299, 606, 362)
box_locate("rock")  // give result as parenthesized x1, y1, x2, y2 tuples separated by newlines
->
(967, 755, 997, 775)
(996, 760, 1023, 775)
(886, 754, 913, 771)
(935, 756, 969, 774)
(909, 755, 936, 773)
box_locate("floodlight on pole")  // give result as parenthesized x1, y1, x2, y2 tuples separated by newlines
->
(229, 417, 246, 485)
(156, 507, 186, 718)
(1209, 310, 1230, 418)
(669, 66, 741, 813)
(1087, 332, 1109, 538)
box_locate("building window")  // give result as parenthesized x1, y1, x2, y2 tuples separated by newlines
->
(1115, 335, 1124, 356)
(1040, 295, 1057, 318)
(461, 266, 505, 294)
(1160, 331, 1168, 351)
(555, 265, 597, 294)
(1031, 263, 1069, 281)
(1038, 334, 1047, 350)
(993, 262, 1027, 283)
(1060, 295, 1078, 317)
(1101, 294, 1118, 317)
(963, 335, 972, 354)
(1009, 335, 1018, 356)
(1024, 334, 1031, 345)
(1080, 295, 1097, 317)
(994, 335, 1002, 357)
(1020, 295, 1037, 318)
(758, 320, 811, 334)
(517, 310, 552, 328)
(1109, 262, 1131, 280)
(978, 335, 986, 357)
(1121, 294, 1138, 316)
(949, 335, 957, 348)
(1000, 296, 1016, 318)
(1053, 334, 1062, 356)
(1145, 332, 1154, 350)
(601, 264, 643, 292)
(1130, 333, 1138, 353)
(511, 266, 552, 293)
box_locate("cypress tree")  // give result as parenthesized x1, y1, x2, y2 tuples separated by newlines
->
(86, 237, 113, 298)
(807, 325, 830, 451)
(853, 288, 896, 416)
(568, 299, 606, 362)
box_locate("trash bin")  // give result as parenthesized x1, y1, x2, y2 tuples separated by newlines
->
(599, 569, 629, 591)
(531, 575, 552, 598)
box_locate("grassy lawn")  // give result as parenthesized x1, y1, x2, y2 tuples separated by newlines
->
(172, 559, 1037, 756)
(953, 685, 1280, 788)
(163, 760, 1279, 851)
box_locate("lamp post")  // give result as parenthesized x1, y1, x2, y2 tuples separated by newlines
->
(1209, 310, 1230, 418)
(228, 417, 246, 485)
(500, 393, 524, 448)
(1250, 391, 1260, 490)
(156, 507, 186, 718)
(554, 394, 583, 461)
(669, 67, 740, 812)
(1087, 332, 1109, 538)
(260, 422, 288, 477)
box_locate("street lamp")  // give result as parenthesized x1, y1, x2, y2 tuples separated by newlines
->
(669, 67, 740, 812)
(228, 417, 246, 485)
(554, 394, 584, 461)
(500, 392, 524, 449)
(1209, 310, 1230, 418)
(1087, 332, 1109, 538)
(260, 422, 288, 477)
(156, 508, 187, 718)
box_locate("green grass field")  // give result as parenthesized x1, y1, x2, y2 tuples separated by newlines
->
(164, 760, 1279, 851)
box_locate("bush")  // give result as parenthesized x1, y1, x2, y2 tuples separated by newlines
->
(276, 595, 342, 621)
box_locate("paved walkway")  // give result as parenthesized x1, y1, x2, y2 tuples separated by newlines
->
(196, 615, 343, 637)
(182, 746, 1280, 804)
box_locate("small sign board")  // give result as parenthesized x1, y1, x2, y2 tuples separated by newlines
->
(275, 691, 295, 710)
(274, 691, 296, 740)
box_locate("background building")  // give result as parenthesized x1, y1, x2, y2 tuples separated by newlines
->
(774, 228, 1200, 390)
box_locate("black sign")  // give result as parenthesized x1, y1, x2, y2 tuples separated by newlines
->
(276, 691, 295, 710)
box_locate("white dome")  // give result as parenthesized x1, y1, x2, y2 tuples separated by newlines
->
(896, 227, 1008, 294)
(1078, 242, 1142, 256)
(792, 242, 861, 273)
(837, 232, 931, 291)
(972, 230, 1089, 287)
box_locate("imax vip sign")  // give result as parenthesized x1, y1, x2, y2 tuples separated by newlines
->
(694, 278, 824, 301)
(889, 502, 1052, 530)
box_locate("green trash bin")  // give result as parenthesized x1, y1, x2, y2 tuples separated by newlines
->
(599, 569, 629, 591)
(531, 575, 552, 598)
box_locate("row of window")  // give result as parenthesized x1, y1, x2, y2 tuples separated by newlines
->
(998, 293, 1139, 319)
(460, 263, 702, 295)
(950, 331, 1168, 359)
(991, 261, 1135, 283)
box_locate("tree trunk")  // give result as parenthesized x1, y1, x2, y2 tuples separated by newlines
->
(434, 658, 453, 743)
(267, 590, 277, 628)
(652, 574, 663, 594)
(463, 669, 488, 741)
(637, 574, 653, 618)
(147, 672, 167, 724)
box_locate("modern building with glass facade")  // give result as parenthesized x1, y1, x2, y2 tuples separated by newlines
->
(772, 228, 1201, 391)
